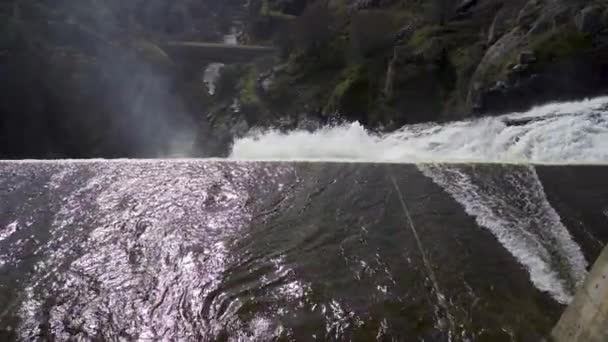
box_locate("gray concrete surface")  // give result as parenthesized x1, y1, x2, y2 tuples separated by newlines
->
(552, 244, 608, 341)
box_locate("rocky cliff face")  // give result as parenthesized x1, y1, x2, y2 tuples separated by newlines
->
(247, 0, 608, 127)
(2, 0, 608, 158)
(467, 0, 608, 115)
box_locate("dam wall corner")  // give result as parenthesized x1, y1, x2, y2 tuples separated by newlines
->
(551, 244, 608, 342)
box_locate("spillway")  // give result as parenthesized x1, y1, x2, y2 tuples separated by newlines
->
(0, 160, 606, 340)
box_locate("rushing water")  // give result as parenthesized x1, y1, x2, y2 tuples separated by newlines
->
(418, 165, 588, 305)
(202, 26, 239, 96)
(1, 97, 608, 341)
(203, 63, 225, 96)
(230, 96, 608, 163)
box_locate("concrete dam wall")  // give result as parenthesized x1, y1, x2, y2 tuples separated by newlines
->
(0, 161, 606, 340)
(552, 243, 608, 341)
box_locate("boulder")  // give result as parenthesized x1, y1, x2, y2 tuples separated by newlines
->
(510, 63, 529, 76)
(468, 28, 526, 107)
(519, 51, 536, 65)
(488, 10, 509, 45)
(456, 0, 479, 15)
(575, 6, 604, 35)
(528, 14, 553, 35)
(517, 0, 542, 28)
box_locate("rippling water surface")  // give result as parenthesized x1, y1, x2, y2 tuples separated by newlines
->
(1, 161, 606, 341)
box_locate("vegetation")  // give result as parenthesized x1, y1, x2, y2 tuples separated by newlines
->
(0, 0, 240, 158)
(326, 65, 369, 114)
(240, 66, 262, 108)
(260, 0, 296, 19)
(245, 0, 608, 124)
(3, 0, 608, 158)
(530, 27, 593, 64)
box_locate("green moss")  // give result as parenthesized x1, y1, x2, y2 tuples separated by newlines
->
(450, 47, 472, 71)
(446, 45, 484, 112)
(325, 65, 370, 114)
(337, 65, 366, 95)
(409, 26, 443, 51)
(215, 65, 245, 100)
(285, 37, 347, 82)
(530, 28, 593, 64)
(477, 56, 515, 85)
(333, 76, 355, 100)
(240, 67, 261, 107)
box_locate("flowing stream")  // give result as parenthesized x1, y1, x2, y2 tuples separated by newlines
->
(230, 96, 608, 163)
(1, 97, 608, 340)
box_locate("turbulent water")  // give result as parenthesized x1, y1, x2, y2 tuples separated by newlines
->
(419, 165, 587, 304)
(230, 96, 608, 163)
(1, 97, 608, 341)
(229, 97, 607, 308)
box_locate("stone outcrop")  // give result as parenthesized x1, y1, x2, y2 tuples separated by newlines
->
(263, 0, 608, 123)
(575, 5, 604, 35)
(5, 0, 608, 158)
(466, 0, 608, 116)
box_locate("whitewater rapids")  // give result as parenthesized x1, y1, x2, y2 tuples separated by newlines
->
(230, 96, 608, 163)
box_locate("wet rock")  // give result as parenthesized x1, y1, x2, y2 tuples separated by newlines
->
(488, 10, 509, 45)
(231, 118, 250, 137)
(259, 72, 275, 92)
(519, 51, 536, 65)
(468, 28, 525, 109)
(393, 45, 423, 65)
(456, 0, 479, 15)
(575, 5, 604, 35)
(517, 0, 543, 28)
(354, 0, 376, 10)
(272, 0, 309, 16)
(394, 24, 415, 45)
(354, 0, 398, 10)
(503, 116, 543, 126)
(489, 80, 508, 92)
(471, 51, 608, 117)
(553, 6, 574, 27)
(511, 63, 528, 74)
(419, 38, 446, 63)
(528, 14, 553, 35)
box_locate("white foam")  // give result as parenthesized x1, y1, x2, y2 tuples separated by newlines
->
(419, 165, 588, 304)
(0, 220, 19, 243)
(203, 62, 225, 95)
(230, 96, 608, 163)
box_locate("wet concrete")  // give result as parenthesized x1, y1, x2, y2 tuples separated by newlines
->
(0, 161, 606, 341)
(552, 245, 608, 342)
